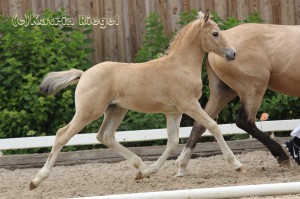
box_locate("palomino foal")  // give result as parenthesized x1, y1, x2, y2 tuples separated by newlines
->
(30, 11, 243, 190)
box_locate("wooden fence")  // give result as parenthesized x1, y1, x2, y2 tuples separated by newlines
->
(1, 0, 300, 64)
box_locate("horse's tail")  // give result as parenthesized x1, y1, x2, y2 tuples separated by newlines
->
(39, 69, 84, 95)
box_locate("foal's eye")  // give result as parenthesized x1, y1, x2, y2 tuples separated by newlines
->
(212, 32, 219, 37)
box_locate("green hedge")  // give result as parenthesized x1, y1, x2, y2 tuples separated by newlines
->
(0, 10, 93, 139)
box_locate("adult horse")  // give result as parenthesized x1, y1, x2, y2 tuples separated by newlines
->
(30, 11, 243, 190)
(176, 23, 300, 177)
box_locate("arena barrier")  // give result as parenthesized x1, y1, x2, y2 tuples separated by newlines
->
(71, 181, 300, 199)
(1, 119, 299, 151)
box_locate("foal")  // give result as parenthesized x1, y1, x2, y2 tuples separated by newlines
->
(30, 11, 243, 190)
(176, 23, 300, 176)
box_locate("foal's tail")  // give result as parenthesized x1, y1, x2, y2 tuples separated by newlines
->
(39, 69, 83, 95)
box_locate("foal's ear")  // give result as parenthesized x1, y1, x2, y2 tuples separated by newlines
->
(204, 10, 210, 22)
(198, 11, 205, 20)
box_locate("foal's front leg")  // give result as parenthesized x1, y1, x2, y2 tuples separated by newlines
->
(180, 100, 244, 171)
(135, 114, 182, 179)
(176, 80, 237, 176)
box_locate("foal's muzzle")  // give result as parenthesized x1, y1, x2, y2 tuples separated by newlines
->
(224, 48, 236, 61)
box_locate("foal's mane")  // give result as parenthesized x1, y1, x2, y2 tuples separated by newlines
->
(166, 20, 201, 55)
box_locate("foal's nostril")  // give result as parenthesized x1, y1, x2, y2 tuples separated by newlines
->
(231, 51, 236, 60)
(226, 52, 235, 61)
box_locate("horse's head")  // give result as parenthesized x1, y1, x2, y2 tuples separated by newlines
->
(198, 11, 236, 61)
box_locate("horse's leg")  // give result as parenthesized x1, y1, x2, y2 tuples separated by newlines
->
(30, 78, 113, 190)
(176, 92, 237, 176)
(236, 93, 290, 167)
(179, 100, 244, 171)
(176, 65, 238, 176)
(29, 111, 102, 190)
(96, 106, 148, 174)
(136, 113, 182, 179)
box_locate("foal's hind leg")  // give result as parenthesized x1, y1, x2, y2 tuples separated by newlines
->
(97, 106, 148, 173)
(236, 92, 290, 167)
(179, 100, 244, 171)
(136, 113, 182, 179)
(30, 111, 101, 190)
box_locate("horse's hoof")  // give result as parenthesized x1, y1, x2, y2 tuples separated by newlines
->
(135, 171, 143, 180)
(29, 182, 36, 190)
(236, 166, 246, 172)
(279, 144, 292, 168)
(175, 169, 186, 177)
(278, 159, 291, 168)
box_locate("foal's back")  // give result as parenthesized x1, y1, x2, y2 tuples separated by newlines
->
(209, 23, 300, 97)
(77, 56, 202, 114)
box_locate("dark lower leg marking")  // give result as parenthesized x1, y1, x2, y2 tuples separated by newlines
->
(185, 122, 207, 150)
(236, 105, 289, 165)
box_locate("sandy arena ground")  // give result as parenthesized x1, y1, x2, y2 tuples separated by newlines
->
(1, 150, 300, 199)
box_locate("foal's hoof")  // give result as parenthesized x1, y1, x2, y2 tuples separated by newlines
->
(236, 166, 246, 172)
(175, 169, 187, 177)
(135, 171, 143, 180)
(29, 182, 36, 190)
(135, 171, 150, 180)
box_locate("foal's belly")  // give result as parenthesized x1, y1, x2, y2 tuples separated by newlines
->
(112, 98, 180, 114)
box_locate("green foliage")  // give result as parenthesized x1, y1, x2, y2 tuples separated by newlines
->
(177, 9, 199, 25)
(120, 111, 166, 130)
(243, 12, 264, 23)
(0, 10, 93, 141)
(211, 12, 264, 30)
(134, 13, 170, 63)
(259, 91, 300, 120)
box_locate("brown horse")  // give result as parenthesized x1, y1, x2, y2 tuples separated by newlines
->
(30, 11, 243, 190)
(176, 23, 300, 176)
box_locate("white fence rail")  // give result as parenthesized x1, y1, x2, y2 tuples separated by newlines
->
(72, 182, 300, 199)
(0, 119, 299, 151)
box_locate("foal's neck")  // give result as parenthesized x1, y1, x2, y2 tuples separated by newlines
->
(167, 44, 205, 67)
(167, 22, 205, 66)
